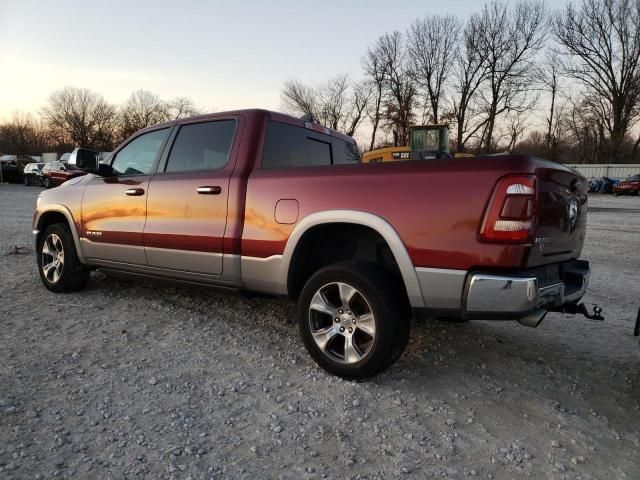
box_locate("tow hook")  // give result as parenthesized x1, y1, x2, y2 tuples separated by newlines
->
(558, 303, 604, 321)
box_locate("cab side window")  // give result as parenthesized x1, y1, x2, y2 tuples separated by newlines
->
(262, 121, 332, 168)
(111, 128, 170, 176)
(261, 121, 360, 168)
(164, 120, 236, 173)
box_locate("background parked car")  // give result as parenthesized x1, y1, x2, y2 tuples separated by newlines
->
(2, 162, 20, 183)
(588, 176, 620, 194)
(41, 161, 86, 188)
(23, 162, 45, 186)
(613, 174, 640, 195)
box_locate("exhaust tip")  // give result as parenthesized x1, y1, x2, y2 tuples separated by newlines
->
(518, 309, 547, 328)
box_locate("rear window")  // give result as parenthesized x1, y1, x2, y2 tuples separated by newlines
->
(261, 121, 360, 168)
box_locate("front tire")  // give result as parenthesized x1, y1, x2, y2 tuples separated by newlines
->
(297, 262, 410, 379)
(43, 177, 51, 188)
(37, 223, 89, 293)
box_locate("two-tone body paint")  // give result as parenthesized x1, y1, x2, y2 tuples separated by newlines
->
(34, 109, 588, 306)
(241, 156, 586, 271)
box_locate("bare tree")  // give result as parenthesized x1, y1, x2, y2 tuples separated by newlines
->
(473, 1, 547, 152)
(42, 87, 117, 150)
(554, 0, 640, 162)
(281, 75, 370, 137)
(0, 113, 52, 155)
(343, 81, 372, 137)
(633, 132, 640, 161)
(537, 51, 564, 158)
(378, 31, 417, 146)
(318, 74, 350, 130)
(119, 90, 169, 141)
(281, 79, 317, 119)
(562, 95, 607, 163)
(362, 39, 387, 150)
(407, 14, 461, 123)
(450, 16, 490, 153)
(166, 97, 201, 119)
(505, 110, 532, 151)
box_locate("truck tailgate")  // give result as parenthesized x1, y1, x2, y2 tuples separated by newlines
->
(527, 166, 588, 267)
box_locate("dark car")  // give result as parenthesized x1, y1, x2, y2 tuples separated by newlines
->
(23, 162, 45, 186)
(1, 160, 21, 183)
(613, 174, 640, 196)
(41, 161, 86, 188)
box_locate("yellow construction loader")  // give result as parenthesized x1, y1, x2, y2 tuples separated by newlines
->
(362, 124, 471, 163)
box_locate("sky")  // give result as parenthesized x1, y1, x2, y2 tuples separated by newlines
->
(0, 0, 518, 121)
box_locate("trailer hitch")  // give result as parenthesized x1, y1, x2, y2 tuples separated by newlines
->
(556, 303, 604, 321)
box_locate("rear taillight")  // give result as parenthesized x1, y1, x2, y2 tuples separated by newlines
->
(479, 175, 537, 244)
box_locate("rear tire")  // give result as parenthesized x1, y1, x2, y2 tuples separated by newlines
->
(297, 262, 410, 379)
(37, 223, 89, 293)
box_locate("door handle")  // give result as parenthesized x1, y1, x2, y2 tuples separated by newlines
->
(197, 186, 222, 195)
(125, 188, 145, 196)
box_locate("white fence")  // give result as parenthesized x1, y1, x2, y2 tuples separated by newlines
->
(564, 164, 640, 179)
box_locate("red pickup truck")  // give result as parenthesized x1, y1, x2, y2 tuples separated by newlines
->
(41, 161, 86, 188)
(33, 109, 597, 378)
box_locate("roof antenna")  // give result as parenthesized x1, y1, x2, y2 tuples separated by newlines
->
(300, 113, 316, 123)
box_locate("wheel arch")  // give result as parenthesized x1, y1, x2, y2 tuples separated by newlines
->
(34, 205, 86, 263)
(282, 210, 424, 308)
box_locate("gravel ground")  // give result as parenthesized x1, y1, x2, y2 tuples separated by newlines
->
(0, 184, 639, 480)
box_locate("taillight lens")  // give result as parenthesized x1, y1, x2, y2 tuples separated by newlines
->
(479, 175, 537, 244)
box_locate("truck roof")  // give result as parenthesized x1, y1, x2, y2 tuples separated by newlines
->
(138, 109, 355, 144)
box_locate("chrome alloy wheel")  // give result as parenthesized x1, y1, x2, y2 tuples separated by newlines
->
(308, 282, 376, 364)
(41, 233, 65, 284)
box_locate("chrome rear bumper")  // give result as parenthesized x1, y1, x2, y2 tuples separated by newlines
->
(464, 260, 590, 319)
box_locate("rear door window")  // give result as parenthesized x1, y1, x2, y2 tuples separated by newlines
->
(262, 121, 334, 168)
(164, 120, 236, 173)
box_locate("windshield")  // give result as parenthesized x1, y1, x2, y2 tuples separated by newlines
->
(411, 128, 441, 152)
(411, 128, 449, 152)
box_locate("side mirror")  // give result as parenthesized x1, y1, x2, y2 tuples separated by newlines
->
(97, 163, 114, 177)
(69, 148, 99, 173)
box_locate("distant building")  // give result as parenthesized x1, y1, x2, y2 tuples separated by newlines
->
(42, 152, 58, 163)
